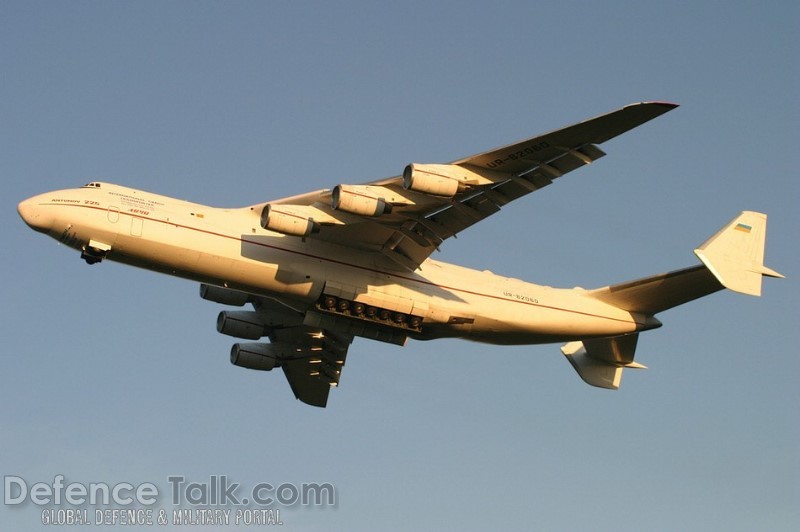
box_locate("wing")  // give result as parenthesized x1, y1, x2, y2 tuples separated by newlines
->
(214, 290, 353, 407)
(262, 102, 678, 270)
(255, 296, 352, 407)
(273, 325, 351, 407)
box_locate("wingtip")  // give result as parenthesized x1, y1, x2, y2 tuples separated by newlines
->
(647, 101, 680, 109)
(626, 101, 680, 110)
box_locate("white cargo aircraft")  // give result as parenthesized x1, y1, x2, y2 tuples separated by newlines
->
(18, 102, 782, 406)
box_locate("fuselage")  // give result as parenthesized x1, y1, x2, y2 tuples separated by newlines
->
(18, 182, 655, 345)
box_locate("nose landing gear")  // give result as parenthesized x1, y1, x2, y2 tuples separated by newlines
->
(80, 240, 111, 265)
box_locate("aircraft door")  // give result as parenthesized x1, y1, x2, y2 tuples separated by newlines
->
(130, 216, 143, 236)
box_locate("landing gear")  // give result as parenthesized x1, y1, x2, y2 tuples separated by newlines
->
(80, 240, 111, 265)
(315, 293, 424, 332)
(81, 252, 102, 265)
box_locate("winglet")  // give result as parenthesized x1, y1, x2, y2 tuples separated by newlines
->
(693, 211, 783, 297)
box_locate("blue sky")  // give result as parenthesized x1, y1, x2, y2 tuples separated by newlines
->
(2, 1, 798, 530)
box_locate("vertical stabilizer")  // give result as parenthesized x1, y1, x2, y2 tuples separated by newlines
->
(693, 211, 783, 297)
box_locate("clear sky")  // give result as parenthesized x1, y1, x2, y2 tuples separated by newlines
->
(2, 1, 798, 530)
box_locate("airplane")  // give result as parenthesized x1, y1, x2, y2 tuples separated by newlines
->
(17, 102, 783, 407)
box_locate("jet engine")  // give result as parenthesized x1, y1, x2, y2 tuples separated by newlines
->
(260, 204, 319, 236)
(199, 284, 249, 306)
(403, 163, 508, 196)
(230, 342, 279, 371)
(331, 185, 389, 216)
(403, 164, 461, 197)
(217, 311, 267, 340)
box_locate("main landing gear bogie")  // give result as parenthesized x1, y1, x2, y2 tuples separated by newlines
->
(317, 294, 423, 332)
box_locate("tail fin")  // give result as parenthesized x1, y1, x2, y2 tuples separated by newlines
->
(589, 211, 782, 314)
(694, 211, 783, 296)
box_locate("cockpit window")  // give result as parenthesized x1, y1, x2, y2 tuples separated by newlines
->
(82, 182, 102, 188)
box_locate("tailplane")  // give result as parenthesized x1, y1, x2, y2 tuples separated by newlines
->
(561, 334, 646, 389)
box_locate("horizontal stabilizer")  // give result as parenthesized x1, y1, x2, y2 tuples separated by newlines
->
(561, 334, 645, 389)
(694, 211, 783, 297)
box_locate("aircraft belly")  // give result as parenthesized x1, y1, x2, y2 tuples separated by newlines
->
(428, 283, 639, 345)
(467, 311, 638, 345)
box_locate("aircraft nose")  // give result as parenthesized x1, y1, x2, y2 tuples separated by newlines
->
(18, 195, 51, 233)
(17, 198, 35, 225)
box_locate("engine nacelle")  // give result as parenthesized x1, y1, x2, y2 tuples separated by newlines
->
(403, 163, 507, 197)
(331, 185, 388, 216)
(403, 164, 460, 197)
(260, 204, 319, 237)
(217, 311, 266, 340)
(199, 284, 249, 306)
(231, 342, 311, 371)
(230, 342, 279, 371)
